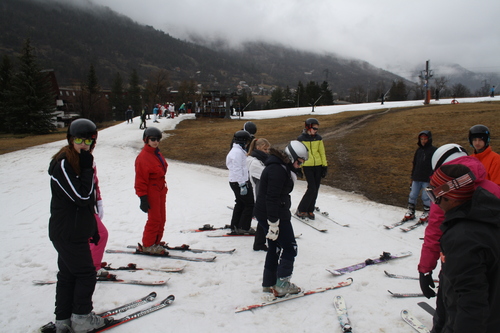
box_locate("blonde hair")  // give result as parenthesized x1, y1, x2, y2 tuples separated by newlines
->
(247, 138, 270, 155)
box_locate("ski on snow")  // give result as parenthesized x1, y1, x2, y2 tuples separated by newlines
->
(314, 207, 349, 227)
(384, 271, 439, 282)
(417, 302, 436, 316)
(180, 224, 232, 233)
(292, 213, 328, 232)
(333, 295, 353, 332)
(235, 278, 353, 313)
(326, 251, 412, 276)
(125, 243, 235, 254)
(401, 309, 430, 333)
(105, 248, 216, 262)
(388, 290, 425, 298)
(40, 291, 162, 332)
(101, 262, 185, 273)
(33, 274, 168, 286)
(400, 220, 427, 232)
(384, 217, 415, 229)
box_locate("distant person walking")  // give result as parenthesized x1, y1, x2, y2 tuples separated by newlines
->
(139, 106, 147, 130)
(125, 105, 134, 124)
(491, 85, 495, 98)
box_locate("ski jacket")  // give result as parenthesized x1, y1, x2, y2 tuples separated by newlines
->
(439, 188, 500, 333)
(134, 144, 168, 198)
(297, 131, 327, 167)
(418, 156, 500, 273)
(472, 146, 500, 186)
(246, 149, 268, 200)
(48, 151, 97, 242)
(254, 151, 296, 223)
(410, 130, 436, 182)
(226, 143, 249, 184)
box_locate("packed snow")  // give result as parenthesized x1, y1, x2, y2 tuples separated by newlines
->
(0, 96, 496, 332)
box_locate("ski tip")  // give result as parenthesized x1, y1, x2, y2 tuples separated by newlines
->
(162, 295, 175, 304)
(347, 277, 354, 283)
(148, 291, 158, 298)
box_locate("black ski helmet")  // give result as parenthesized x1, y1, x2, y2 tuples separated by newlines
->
(143, 127, 162, 143)
(243, 121, 257, 135)
(67, 118, 97, 145)
(468, 124, 490, 147)
(233, 130, 251, 144)
(305, 118, 319, 129)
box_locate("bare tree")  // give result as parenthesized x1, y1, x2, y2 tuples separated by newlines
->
(144, 69, 170, 106)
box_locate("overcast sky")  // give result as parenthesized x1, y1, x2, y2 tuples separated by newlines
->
(86, 0, 499, 76)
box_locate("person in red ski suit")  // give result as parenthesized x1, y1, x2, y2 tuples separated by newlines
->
(134, 127, 168, 255)
(418, 144, 500, 333)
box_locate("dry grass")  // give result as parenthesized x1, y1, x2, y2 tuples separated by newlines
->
(3, 103, 499, 210)
(162, 101, 500, 209)
(0, 121, 121, 155)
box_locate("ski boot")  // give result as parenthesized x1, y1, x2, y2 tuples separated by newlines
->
(403, 203, 416, 221)
(419, 206, 430, 222)
(272, 276, 301, 297)
(71, 312, 109, 333)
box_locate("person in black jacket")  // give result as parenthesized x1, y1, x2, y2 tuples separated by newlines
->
(254, 140, 308, 297)
(428, 163, 500, 332)
(403, 130, 437, 222)
(48, 118, 108, 333)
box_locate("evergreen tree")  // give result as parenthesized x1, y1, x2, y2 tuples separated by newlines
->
(388, 80, 407, 101)
(127, 69, 142, 114)
(110, 72, 126, 120)
(0, 55, 14, 132)
(320, 81, 334, 105)
(78, 63, 106, 122)
(266, 87, 284, 109)
(295, 81, 306, 107)
(5, 39, 56, 134)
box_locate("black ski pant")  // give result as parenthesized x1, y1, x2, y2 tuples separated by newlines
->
(431, 270, 446, 333)
(229, 181, 254, 231)
(258, 216, 297, 287)
(297, 166, 322, 213)
(52, 239, 97, 320)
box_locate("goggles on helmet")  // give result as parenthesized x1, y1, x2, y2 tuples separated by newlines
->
(425, 172, 475, 204)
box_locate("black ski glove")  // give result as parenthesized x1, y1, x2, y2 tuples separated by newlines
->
(139, 195, 150, 213)
(419, 272, 436, 298)
(321, 166, 328, 178)
(297, 168, 304, 178)
(89, 229, 100, 245)
(79, 149, 94, 169)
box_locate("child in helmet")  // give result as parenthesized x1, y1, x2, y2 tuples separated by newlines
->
(226, 130, 255, 235)
(296, 118, 327, 220)
(403, 130, 437, 222)
(254, 140, 308, 296)
(469, 124, 500, 185)
(134, 127, 168, 254)
(48, 118, 108, 333)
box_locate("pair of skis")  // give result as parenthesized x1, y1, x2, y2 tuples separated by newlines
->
(33, 274, 168, 286)
(40, 292, 174, 332)
(384, 217, 427, 232)
(106, 244, 217, 262)
(326, 251, 412, 276)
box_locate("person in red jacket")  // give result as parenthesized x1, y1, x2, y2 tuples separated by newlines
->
(134, 127, 168, 255)
(469, 124, 500, 185)
(418, 143, 500, 333)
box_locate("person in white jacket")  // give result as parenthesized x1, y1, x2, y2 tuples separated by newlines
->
(246, 138, 271, 251)
(226, 130, 255, 235)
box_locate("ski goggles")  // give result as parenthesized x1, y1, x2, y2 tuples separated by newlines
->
(148, 137, 160, 142)
(73, 138, 94, 145)
(425, 172, 476, 204)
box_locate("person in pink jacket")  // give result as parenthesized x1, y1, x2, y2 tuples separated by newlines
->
(418, 143, 500, 332)
(89, 160, 108, 276)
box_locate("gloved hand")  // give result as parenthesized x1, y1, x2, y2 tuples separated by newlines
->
(90, 229, 100, 245)
(266, 220, 280, 241)
(321, 166, 328, 178)
(297, 168, 304, 178)
(419, 272, 436, 298)
(139, 195, 150, 213)
(97, 200, 104, 220)
(79, 149, 94, 169)
(239, 183, 248, 196)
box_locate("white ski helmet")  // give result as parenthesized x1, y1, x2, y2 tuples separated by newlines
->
(431, 143, 468, 170)
(285, 140, 309, 163)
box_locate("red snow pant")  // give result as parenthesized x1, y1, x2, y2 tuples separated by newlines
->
(142, 181, 167, 247)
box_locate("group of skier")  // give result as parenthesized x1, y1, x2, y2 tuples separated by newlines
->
(226, 119, 328, 297)
(404, 124, 500, 332)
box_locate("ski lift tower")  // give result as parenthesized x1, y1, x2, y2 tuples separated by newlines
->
(420, 60, 433, 104)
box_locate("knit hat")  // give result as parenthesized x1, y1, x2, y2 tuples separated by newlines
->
(429, 164, 476, 201)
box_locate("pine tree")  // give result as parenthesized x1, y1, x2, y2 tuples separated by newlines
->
(0, 55, 14, 132)
(127, 69, 142, 114)
(5, 39, 56, 134)
(110, 72, 126, 120)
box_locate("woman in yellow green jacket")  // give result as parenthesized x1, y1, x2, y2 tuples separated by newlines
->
(296, 118, 327, 219)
